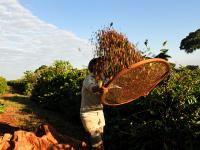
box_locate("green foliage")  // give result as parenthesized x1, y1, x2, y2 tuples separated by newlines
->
(104, 66, 200, 150)
(7, 79, 29, 95)
(8, 63, 52, 95)
(31, 61, 88, 124)
(155, 49, 171, 60)
(0, 104, 5, 113)
(143, 40, 171, 60)
(7, 60, 88, 125)
(0, 76, 7, 94)
(6, 57, 200, 149)
(180, 28, 200, 53)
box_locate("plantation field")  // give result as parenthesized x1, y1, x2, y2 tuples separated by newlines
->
(1, 61, 200, 150)
(0, 93, 86, 141)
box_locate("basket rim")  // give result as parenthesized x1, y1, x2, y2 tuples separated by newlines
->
(101, 58, 170, 106)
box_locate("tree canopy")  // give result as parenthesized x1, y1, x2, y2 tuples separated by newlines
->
(180, 29, 200, 53)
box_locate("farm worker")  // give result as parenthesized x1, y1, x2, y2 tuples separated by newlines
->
(80, 57, 108, 150)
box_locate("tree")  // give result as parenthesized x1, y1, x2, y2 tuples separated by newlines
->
(34, 65, 48, 73)
(53, 60, 73, 74)
(180, 29, 200, 53)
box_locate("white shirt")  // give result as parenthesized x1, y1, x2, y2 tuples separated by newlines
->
(80, 75, 103, 112)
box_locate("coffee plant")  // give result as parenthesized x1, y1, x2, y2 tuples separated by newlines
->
(30, 61, 88, 124)
(104, 65, 200, 150)
(0, 76, 7, 94)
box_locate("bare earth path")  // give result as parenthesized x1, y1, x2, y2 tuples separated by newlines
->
(0, 93, 88, 149)
(0, 93, 20, 135)
(0, 102, 17, 126)
(0, 93, 43, 135)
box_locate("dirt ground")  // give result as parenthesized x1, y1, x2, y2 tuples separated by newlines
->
(0, 93, 91, 149)
(0, 93, 86, 140)
(0, 93, 20, 136)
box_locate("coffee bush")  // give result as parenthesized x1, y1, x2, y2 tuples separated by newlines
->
(0, 76, 7, 94)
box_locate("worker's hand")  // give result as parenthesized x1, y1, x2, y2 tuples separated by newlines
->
(98, 80, 103, 88)
(101, 86, 108, 93)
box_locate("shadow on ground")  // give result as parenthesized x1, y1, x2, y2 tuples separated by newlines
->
(0, 123, 19, 136)
(0, 95, 87, 142)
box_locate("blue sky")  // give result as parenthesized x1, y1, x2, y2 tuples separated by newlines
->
(0, 0, 200, 80)
(19, 0, 200, 45)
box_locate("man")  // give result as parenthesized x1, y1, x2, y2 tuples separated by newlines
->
(80, 58, 108, 150)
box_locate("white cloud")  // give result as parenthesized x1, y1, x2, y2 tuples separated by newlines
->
(0, 0, 93, 80)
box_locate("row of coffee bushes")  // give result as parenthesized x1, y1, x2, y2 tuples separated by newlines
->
(7, 60, 88, 125)
(7, 60, 200, 149)
(31, 62, 88, 124)
(103, 65, 200, 150)
(0, 76, 7, 94)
